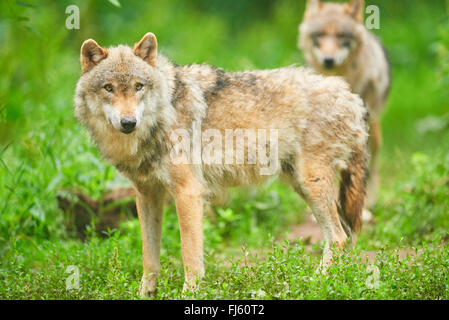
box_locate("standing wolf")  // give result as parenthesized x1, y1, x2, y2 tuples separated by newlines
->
(75, 32, 368, 297)
(298, 0, 391, 209)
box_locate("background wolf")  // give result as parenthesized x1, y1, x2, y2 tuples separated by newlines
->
(298, 0, 391, 209)
(75, 32, 368, 297)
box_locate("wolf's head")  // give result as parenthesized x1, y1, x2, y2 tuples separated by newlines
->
(75, 33, 169, 135)
(299, 0, 365, 73)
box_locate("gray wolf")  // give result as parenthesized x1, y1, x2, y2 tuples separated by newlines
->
(74, 32, 369, 297)
(298, 0, 391, 208)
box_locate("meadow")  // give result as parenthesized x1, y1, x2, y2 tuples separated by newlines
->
(0, 0, 448, 299)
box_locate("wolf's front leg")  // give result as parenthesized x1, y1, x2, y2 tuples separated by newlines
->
(135, 183, 165, 298)
(170, 165, 205, 293)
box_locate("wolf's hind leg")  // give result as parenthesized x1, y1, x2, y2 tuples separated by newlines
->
(291, 159, 348, 268)
(366, 118, 382, 208)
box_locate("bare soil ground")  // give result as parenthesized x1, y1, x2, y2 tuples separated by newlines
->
(285, 215, 418, 263)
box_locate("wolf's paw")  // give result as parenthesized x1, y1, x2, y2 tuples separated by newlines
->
(139, 275, 157, 299)
(140, 288, 157, 299)
(139, 282, 157, 298)
(314, 261, 330, 278)
(181, 278, 203, 298)
(362, 208, 376, 224)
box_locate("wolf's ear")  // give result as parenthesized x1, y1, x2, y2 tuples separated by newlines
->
(305, 0, 322, 15)
(80, 39, 108, 73)
(133, 32, 158, 67)
(345, 0, 364, 22)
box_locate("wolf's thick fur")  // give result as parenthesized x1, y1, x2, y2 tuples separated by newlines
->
(75, 33, 369, 297)
(299, 0, 390, 207)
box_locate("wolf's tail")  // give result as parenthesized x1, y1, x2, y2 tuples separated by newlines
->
(338, 145, 368, 241)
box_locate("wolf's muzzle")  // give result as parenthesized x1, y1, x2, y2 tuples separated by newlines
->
(120, 117, 137, 134)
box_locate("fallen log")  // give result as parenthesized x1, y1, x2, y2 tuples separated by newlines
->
(57, 187, 137, 239)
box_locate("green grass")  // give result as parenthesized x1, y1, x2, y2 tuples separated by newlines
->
(2, 233, 448, 299)
(0, 0, 448, 299)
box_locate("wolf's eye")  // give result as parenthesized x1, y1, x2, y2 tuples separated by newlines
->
(104, 84, 114, 93)
(311, 32, 324, 46)
(135, 83, 144, 91)
(338, 33, 354, 41)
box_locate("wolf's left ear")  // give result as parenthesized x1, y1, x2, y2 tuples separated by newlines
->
(133, 32, 158, 66)
(80, 39, 108, 73)
(345, 0, 364, 22)
(305, 0, 322, 16)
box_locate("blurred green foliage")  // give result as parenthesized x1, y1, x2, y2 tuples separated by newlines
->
(438, 1, 449, 94)
(0, 0, 445, 235)
(359, 151, 449, 248)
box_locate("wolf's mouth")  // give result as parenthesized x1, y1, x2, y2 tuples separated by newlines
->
(120, 128, 135, 134)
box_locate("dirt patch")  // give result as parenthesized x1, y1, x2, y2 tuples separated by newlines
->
(286, 215, 323, 245)
(285, 214, 419, 263)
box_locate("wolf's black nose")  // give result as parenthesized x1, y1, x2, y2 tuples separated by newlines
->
(120, 117, 137, 133)
(324, 57, 335, 69)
